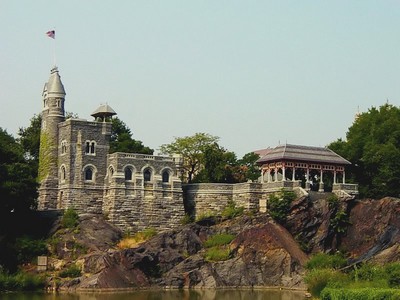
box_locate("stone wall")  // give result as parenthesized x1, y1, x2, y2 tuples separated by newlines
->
(102, 152, 185, 232)
(183, 182, 271, 218)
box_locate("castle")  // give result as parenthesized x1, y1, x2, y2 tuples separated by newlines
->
(38, 67, 358, 232)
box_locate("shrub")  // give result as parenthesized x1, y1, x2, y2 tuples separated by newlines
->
(58, 264, 81, 278)
(352, 263, 386, 283)
(204, 234, 235, 248)
(267, 189, 296, 223)
(386, 263, 400, 288)
(204, 246, 231, 262)
(180, 214, 194, 225)
(221, 200, 244, 219)
(0, 271, 45, 291)
(14, 236, 48, 264)
(321, 288, 400, 300)
(330, 209, 350, 233)
(306, 253, 347, 270)
(195, 211, 217, 222)
(327, 194, 339, 209)
(305, 268, 348, 298)
(61, 208, 79, 229)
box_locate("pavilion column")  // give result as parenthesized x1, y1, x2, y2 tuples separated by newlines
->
(292, 167, 295, 181)
(319, 169, 324, 192)
(261, 169, 264, 183)
(333, 170, 337, 184)
(267, 169, 271, 183)
(306, 168, 310, 190)
(343, 171, 346, 184)
(275, 167, 278, 182)
(282, 166, 286, 181)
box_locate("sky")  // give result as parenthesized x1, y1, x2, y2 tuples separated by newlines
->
(1, 1, 400, 157)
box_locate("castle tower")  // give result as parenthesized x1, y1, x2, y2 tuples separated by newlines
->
(38, 67, 66, 209)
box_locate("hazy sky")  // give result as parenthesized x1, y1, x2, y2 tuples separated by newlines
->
(1, 1, 399, 156)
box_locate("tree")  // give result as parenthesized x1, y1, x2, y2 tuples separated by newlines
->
(238, 152, 261, 182)
(110, 117, 153, 154)
(193, 143, 240, 183)
(328, 103, 400, 198)
(0, 128, 38, 213)
(159, 133, 219, 183)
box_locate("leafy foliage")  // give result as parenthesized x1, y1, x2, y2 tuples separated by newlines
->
(58, 264, 82, 278)
(14, 236, 47, 264)
(267, 189, 297, 223)
(328, 103, 400, 198)
(160, 133, 219, 183)
(110, 117, 153, 154)
(0, 128, 38, 213)
(306, 253, 347, 270)
(204, 247, 231, 262)
(221, 200, 244, 219)
(321, 288, 400, 300)
(0, 271, 45, 291)
(61, 208, 79, 229)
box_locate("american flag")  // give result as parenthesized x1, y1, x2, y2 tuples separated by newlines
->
(46, 30, 55, 39)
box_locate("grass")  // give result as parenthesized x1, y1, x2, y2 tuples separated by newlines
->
(203, 233, 235, 248)
(117, 228, 157, 249)
(203, 233, 235, 262)
(58, 264, 82, 278)
(0, 271, 45, 291)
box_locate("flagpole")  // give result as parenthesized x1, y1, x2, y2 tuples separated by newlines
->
(53, 36, 56, 67)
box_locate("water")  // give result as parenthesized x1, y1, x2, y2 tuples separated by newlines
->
(0, 289, 307, 300)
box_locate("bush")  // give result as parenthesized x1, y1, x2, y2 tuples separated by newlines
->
(306, 253, 347, 270)
(61, 208, 79, 229)
(386, 263, 400, 288)
(14, 236, 48, 264)
(204, 233, 235, 248)
(267, 189, 296, 223)
(180, 214, 194, 225)
(204, 246, 231, 262)
(352, 263, 386, 283)
(305, 268, 349, 298)
(58, 264, 81, 278)
(221, 200, 244, 219)
(0, 271, 45, 291)
(195, 211, 217, 222)
(321, 288, 400, 300)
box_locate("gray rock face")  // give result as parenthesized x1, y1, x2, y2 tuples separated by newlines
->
(73, 216, 307, 290)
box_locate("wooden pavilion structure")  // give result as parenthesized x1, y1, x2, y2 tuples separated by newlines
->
(256, 144, 357, 194)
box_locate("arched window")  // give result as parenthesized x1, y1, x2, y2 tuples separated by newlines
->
(162, 170, 170, 183)
(143, 168, 152, 182)
(90, 142, 95, 154)
(60, 166, 66, 181)
(85, 141, 90, 154)
(85, 167, 93, 181)
(125, 167, 133, 181)
(61, 140, 67, 154)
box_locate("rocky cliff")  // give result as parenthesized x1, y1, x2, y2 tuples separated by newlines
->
(47, 196, 400, 291)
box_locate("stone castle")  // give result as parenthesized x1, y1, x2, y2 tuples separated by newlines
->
(38, 67, 358, 232)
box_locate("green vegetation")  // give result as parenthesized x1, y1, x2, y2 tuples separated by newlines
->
(180, 214, 194, 225)
(267, 189, 297, 224)
(203, 233, 235, 262)
(305, 252, 347, 270)
(305, 253, 400, 298)
(117, 228, 157, 249)
(110, 117, 153, 154)
(221, 200, 244, 219)
(329, 103, 400, 198)
(14, 236, 48, 264)
(61, 208, 79, 229)
(0, 271, 45, 291)
(195, 211, 217, 222)
(58, 264, 82, 278)
(204, 233, 235, 248)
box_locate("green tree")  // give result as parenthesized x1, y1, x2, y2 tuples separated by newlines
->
(110, 117, 153, 154)
(0, 128, 38, 213)
(159, 133, 219, 183)
(238, 152, 261, 182)
(193, 143, 240, 183)
(329, 104, 400, 198)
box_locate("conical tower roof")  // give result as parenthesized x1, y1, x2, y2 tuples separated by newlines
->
(46, 66, 66, 96)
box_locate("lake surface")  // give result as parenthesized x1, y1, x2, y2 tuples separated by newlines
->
(0, 289, 307, 300)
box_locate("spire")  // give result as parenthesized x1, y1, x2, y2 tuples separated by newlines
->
(46, 66, 66, 96)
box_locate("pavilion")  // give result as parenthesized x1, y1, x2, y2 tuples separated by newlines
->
(256, 144, 358, 195)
